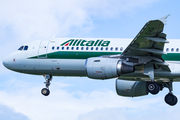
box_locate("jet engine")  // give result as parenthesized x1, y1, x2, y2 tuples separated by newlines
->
(85, 57, 134, 79)
(116, 79, 148, 97)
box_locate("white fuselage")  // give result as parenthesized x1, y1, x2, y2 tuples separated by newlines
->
(3, 38, 180, 81)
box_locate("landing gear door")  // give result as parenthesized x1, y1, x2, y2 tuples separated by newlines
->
(38, 40, 49, 58)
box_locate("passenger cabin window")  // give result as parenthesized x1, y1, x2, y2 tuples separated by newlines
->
(67, 47, 69, 50)
(110, 47, 113, 51)
(71, 47, 74, 50)
(115, 47, 118, 51)
(171, 48, 174, 52)
(101, 47, 103, 51)
(52, 46, 55, 50)
(91, 47, 93, 50)
(166, 48, 169, 52)
(62, 47, 64, 50)
(86, 47, 88, 50)
(24, 46, 28, 50)
(18, 46, 24, 50)
(176, 48, 179, 52)
(120, 47, 123, 51)
(96, 47, 98, 50)
(106, 47, 108, 51)
(76, 47, 79, 50)
(57, 47, 59, 50)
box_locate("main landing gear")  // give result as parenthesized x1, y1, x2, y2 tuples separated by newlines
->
(147, 82, 160, 95)
(147, 81, 178, 106)
(41, 74, 52, 96)
(163, 82, 178, 106)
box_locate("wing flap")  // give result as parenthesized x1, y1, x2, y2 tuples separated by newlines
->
(137, 48, 167, 55)
(144, 37, 169, 43)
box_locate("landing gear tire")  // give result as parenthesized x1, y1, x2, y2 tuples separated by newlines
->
(147, 82, 160, 95)
(41, 74, 52, 96)
(164, 93, 178, 106)
(41, 88, 50, 96)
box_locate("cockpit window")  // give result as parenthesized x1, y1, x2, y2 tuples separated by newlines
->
(24, 46, 28, 50)
(18, 46, 24, 50)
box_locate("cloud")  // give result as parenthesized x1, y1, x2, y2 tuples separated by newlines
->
(0, 75, 178, 120)
(0, 104, 29, 120)
(77, 108, 127, 120)
(77, 105, 180, 120)
(0, 0, 159, 41)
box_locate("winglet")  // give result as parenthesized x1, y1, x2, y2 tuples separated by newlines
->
(159, 14, 170, 24)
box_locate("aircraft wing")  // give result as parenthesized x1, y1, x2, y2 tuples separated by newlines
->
(121, 15, 170, 58)
(120, 15, 171, 81)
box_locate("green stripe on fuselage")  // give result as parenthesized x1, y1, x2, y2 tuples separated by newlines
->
(28, 51, 180, 61)
(162, 53, 180, 61)
(30, 51, 122, 59)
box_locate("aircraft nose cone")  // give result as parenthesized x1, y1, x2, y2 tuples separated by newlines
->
(2, 56, 9, 68)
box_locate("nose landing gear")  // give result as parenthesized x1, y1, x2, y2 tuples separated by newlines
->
(41, 74, 52, 96)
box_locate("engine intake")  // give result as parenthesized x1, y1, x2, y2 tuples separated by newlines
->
(85, 57, 134, 79)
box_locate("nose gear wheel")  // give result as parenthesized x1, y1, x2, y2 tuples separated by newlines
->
(41, 74, 52, 96)
(41, 88, 50, 96)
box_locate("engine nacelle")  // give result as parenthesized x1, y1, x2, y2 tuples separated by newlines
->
(85, 57, 134, 79)
(116, 79, 148, 97)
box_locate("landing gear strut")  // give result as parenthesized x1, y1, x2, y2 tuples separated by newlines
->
(41, 74, 52, 96)
(163, 82, 178, 106)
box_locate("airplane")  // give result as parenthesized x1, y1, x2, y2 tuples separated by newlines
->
(3, 15, 180, 106)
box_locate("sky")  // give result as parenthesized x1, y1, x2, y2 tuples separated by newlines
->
(1, 0, 180, 120)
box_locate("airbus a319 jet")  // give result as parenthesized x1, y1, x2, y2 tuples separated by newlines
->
(3, 15, 180, 106)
